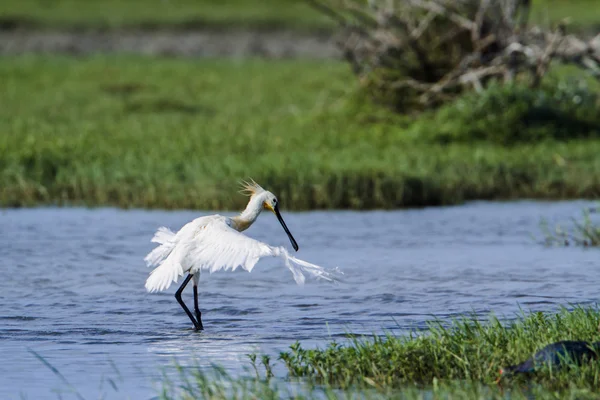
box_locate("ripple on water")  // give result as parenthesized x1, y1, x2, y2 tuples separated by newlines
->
(1, 201, 599, 398)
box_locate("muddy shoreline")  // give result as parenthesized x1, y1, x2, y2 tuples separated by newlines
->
(0, 28, 342, 58)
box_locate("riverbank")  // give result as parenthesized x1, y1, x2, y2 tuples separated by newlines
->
(1, 55, 599, 210)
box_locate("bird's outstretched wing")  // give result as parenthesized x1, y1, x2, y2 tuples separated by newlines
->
(145, 218, 337, 292)
(187, 218, 276, 274)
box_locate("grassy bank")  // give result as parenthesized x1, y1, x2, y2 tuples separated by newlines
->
(274, 307, 600, 392)
(0, 0, 597, 32)
(1, 55, 600, 210)
(157, 307, 600, 399)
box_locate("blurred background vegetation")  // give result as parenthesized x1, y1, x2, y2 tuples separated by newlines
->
(1, 0, 598, 32)
(0, 0, 331, 30)
(0, 0, 599, 210)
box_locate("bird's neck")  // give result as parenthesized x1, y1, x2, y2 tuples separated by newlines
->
(231, 196, 263, 232)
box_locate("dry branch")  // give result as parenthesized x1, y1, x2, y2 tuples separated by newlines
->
(308, 0, 600, 110)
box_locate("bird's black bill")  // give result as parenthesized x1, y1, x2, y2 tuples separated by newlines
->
(274, 205, 299, 251)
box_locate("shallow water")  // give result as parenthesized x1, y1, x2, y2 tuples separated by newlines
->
(1, 201, 598, 399)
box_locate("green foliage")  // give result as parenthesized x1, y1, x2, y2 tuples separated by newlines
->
(1, 56, 600, 210)
(0, 0, 331, 31)
(0, 0, 597, 32)
(530, 0, 600, 32)
(414, 79, 600, 145)
(277, 307, 600, 391)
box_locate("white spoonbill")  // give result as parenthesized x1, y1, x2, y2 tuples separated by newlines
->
(144, 180, 335, 330)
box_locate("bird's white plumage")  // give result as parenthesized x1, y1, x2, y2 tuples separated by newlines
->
(144, 215, 335, 293)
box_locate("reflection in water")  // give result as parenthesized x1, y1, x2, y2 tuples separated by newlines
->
(147, 333, 260, 368)
(0, 201, 598, 399)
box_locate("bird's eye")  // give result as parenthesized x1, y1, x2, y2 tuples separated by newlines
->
(273, 199, 278, 204)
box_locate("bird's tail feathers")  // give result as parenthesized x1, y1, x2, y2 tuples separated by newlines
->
(151, 226, 176, 244)
(144, 227, 176, 267)
(144, 226, 184, 292)
(145, 260, 184, 293)
(279, 249, 342, 285)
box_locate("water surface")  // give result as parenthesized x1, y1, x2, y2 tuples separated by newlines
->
(1, 201, 598, 399)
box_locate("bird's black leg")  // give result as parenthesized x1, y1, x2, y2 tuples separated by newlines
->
(175, 274, 202, 330)
(193, 283, 204, 330)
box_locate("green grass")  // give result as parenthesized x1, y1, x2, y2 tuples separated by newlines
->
(1, 55, 600, 210)
(0, 0, 597, 32)
(275, 307, 600, 392)
(531, 0, 600, 31)
(412, 74, 600, 146)
(0, 0, 331, 31)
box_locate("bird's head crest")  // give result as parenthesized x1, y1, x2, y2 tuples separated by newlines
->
(239, 179, 265, 197)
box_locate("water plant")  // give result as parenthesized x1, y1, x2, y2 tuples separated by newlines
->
(158, 366, 599, 400)
(541, 205, 600, 247)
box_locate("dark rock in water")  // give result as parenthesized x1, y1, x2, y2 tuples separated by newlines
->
(500, 340, 600, 376)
